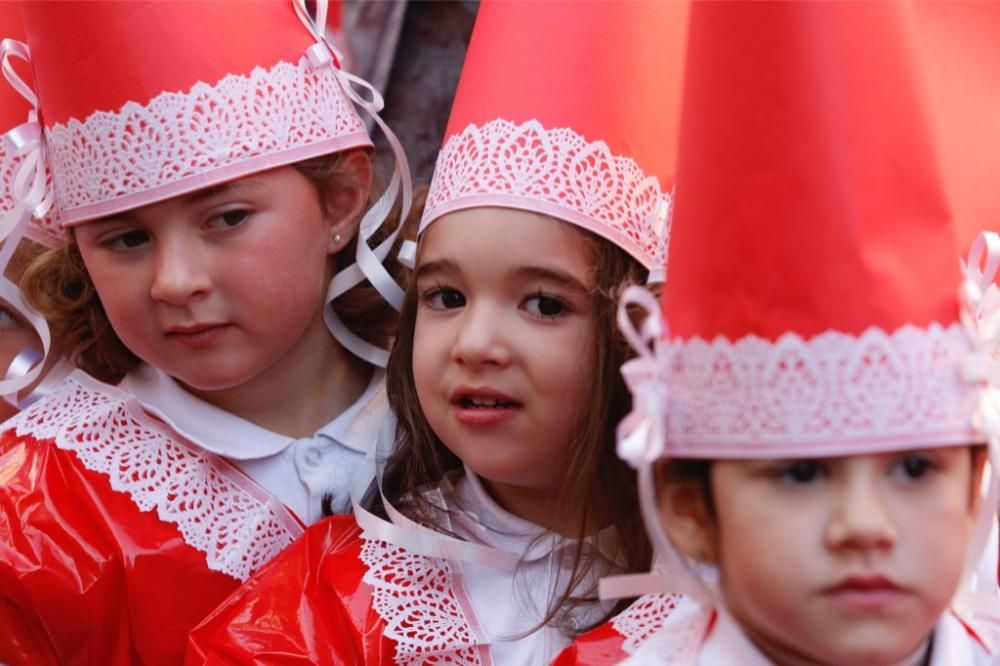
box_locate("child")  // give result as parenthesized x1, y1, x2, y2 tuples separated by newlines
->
(187, 1, 687, 663)
(0, 1, 410, 664)
(557, 3, 1000, 664)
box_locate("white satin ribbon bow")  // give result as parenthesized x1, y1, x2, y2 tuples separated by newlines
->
(292, 0, 413, 368)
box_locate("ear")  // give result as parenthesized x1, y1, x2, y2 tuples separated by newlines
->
(325, 149, 374, 254)
(656, 465, 719, 564)
(968, 444, 989, 516)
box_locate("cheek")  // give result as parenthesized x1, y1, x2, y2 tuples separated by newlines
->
(892, 484, 973, 591)
(411, 316, 447, 409)
(714, 490, 820, 612)
(531, 320, 596, 396)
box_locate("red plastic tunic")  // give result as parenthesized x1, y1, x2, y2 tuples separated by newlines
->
(186, 515, 396, 665)
(0, 372, 304, 666)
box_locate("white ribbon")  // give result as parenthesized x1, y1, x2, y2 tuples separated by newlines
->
(0, 38, 52, 396)
(292, 0, 413, 368)
(601, 286, 716, 606)
(349, 413, 520, 571)
(615, 285, 669, 468)
(952, 231, 1000, 647)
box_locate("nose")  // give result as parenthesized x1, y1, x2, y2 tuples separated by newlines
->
(450, 302, 511, 368)
(825, 471, 897, 552)
(149, 238, 211, 305)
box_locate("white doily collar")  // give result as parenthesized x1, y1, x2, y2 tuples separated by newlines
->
(122, 363, 386, 460)
(5, 370, 305, 581)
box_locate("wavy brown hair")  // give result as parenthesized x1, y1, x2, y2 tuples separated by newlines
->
(20, 150, 419, 383)
(377, 226, 654, 635)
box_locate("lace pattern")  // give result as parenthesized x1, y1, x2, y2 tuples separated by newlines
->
(665, 322, 979, 455)
(5, 372, 303, 582)
(622, 605, 713, 666)
(360, 535, 489, 665)
(42, 56, 366, 226)
(612, 593, 683, 654)
(422, 119, 670, 268)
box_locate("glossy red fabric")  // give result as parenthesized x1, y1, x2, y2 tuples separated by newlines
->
(186, 515, 394, 665)
(0, 429, 240, 666)
(550, 622, 629, 666)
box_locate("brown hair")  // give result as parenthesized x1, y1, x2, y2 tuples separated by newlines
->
(19, 150, 419, 383)
(378, 225, 654, 635)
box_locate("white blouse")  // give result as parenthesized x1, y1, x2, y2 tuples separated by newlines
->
(122, 363, 388, 524)
(361, 466, 620, 664)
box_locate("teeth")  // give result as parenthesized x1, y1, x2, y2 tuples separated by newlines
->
(470, 397, 500, 407)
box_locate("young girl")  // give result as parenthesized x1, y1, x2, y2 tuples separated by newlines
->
(187, 1, 687, 663)
(556, 3, 1000, 664)
(0, 1, 411, 664)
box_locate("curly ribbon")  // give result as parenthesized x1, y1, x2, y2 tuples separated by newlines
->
(349, 414, 520, 571)
(292, 0, 412, 368)
(615, 285, 669, 468)
(953, 231, 1000, 649)
(0, 38, 52, 397)
(600, 286, 715, 606)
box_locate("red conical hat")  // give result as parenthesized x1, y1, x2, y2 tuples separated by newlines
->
(661, 2, 980, 457)
(13, 0, 371, 231)
(421, 0, 687, 271)
(914, 1, 1000, 252)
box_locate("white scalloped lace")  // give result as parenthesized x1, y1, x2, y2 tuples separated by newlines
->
(5, 372, 302, 582)
(43, 56, 365, 223)
(360, 535, 488, 665)
(665, 322, 978, 455)
(423, 119, 669, 268)
(612, 593, 683, 654)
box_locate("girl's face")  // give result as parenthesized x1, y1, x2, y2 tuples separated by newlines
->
(75, 165, 351, 396)
(662, 448, 983, 665)
(412, 208, 597, 525)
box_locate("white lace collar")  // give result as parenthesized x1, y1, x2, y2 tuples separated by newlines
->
(121, 363, 386, 460)
(6, 370, 304, 581)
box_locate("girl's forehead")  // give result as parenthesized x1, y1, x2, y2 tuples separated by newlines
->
(415, 208, 594, 287)
(418, 207, 592, 261)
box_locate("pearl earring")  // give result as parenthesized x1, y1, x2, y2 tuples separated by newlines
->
(333, 233, 342, 244)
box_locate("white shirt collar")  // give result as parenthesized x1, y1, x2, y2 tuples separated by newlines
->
(121, 363, 386, 460)
(446, 466, 620, 564)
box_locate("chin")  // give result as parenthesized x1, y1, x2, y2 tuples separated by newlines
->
(169, 368, 255, 393)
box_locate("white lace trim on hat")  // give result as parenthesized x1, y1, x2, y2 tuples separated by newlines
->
(665, 322, 978, 456)
(422, 118, 670, 269)
(4, 370, 304, 582)
(359, 535, 490, 665)
(37, 55, 367, 229)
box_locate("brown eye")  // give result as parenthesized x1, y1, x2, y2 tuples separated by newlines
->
(423, 287, 466, 310)
(524, 293, 567, 319)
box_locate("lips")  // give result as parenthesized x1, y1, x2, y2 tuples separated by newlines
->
(164, 323, 230, 348)
(822, 575, 908, 610)
(449, 386, 522, 426)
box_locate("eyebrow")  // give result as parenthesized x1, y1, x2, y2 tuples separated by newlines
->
(416, 259, 589, 293)
(514, 265, 590, 293)
(414, 258, 457, 280)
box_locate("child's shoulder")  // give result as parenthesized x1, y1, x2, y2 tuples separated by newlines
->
(552, 594, 695, 665)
